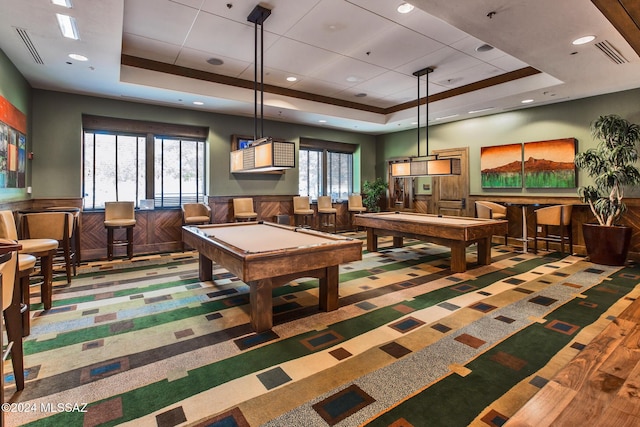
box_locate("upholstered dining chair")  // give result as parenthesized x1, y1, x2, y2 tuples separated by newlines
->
(0, 210, 58, 310)
(293, 196, 314, 228)
(182, 203, 212, 225)
(348, 194, 367, 231)
(0, 239, 26, 391)
(104, 201, 136, 260)
(232, 198, 257, 222)
(475, 201, 509, 245)
(21, 212, 75, 283)
(533, 204, 573, 255)
(317, 196, 337, 233)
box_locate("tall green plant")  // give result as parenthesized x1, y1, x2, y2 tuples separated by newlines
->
(574, 114, 640, 226)
(362, 177, 387, 212)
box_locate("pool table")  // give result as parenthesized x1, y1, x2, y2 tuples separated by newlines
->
(354, 211, 507, 273)
(182, 221, 362, 332)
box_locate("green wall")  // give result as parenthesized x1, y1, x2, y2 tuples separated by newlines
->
(30, 90, 377, 199)
(377, 88, 640, 196)
(0, 49, 32, 201)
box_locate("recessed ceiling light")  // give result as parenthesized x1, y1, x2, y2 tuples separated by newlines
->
(397, 3, 414, 14)
(354, 93, 367, 98)
(56, 13, 79, 39)
(346, 76, 360, 83)
(286, 76, 297, 82)
(475, 43, 494, 52)
(318, 119, 327, 123)
(206, 57, 224, 65)
(193, 101, 204, 105)
(51, 0, 73, 7)
(572, 35, 596, 45)
(68, 53, 87, 61)
(469, 107, 494, 114)
(435, 114, 459, 121)
(521, 99, 534, 104)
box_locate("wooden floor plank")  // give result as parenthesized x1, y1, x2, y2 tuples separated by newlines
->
(507, 297, 640, 425)
(505, 381, 576, 426)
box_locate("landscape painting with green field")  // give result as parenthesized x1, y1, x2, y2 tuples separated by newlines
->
(480, 143, 523, 188)
(523, 138, 577, 188)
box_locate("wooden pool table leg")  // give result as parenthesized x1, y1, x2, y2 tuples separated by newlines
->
(392, 236, 403, 248)
(366, 228, 378, 252)
(250, 278, 273, 332)
(198, 254, 213, 282)
(477, 237, 492, 266)
(319, 265, 339, 312)
(450, 242, 467, 273)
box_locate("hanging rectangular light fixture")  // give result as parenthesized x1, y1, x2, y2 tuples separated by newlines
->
(230, 5, 296, 174)
(230, 138, 295, 173)
(390, 66, 461, 177)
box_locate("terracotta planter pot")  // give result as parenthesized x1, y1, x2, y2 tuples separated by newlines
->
(582, 223, 632, 266)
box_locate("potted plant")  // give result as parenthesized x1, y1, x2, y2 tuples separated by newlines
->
(574, 114, 640, 265)
(362, 177, 387, 212)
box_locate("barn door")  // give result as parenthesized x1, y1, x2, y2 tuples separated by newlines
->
(432, 147, 470, 217)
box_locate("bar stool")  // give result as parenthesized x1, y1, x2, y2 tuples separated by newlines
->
(104, 202, 136, 260)
(21, 212, 74, 283)
(317, 196, 337, 233)
(293, 196, 314, 228)
(232, 198, 257, 222)
(348, 194, 366, 231)
(181, 203, 211, 251)
(533, 204, 573, 255)
(0, 210, 58, 310)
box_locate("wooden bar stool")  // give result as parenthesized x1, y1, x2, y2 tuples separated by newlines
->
(293, 196, 314, 228)
(104, 202, 136, 260)
(317, 196, 337, 233)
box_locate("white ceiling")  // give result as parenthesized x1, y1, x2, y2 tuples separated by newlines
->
(1, 0, 639, 134)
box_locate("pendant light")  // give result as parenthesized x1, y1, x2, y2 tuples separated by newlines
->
(230, 4, 296, 173)
(390, 66, 461, 177)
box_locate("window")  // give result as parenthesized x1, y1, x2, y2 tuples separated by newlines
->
(298, 138, 356, 201)
(82, 115, 207, 210)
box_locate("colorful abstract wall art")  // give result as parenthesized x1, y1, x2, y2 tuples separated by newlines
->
(0, 95, 27, 188)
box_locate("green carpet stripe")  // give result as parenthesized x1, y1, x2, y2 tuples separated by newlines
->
(24, 252, 548, 425)
(366, 265, 638, 427)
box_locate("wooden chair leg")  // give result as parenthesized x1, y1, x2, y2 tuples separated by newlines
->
(126, 226, 134, 259)
(5, 283, 25, 390)
(107, 227, 114, 260)
(19, 269, 33, 337)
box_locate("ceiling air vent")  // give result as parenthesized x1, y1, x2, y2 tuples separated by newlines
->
(594, 40, 628, 64)
(15, 27, 44, 65)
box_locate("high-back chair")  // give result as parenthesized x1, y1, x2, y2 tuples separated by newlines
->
(317, 196, 337, 233)
(46, 206, 81, 270)
(104, 202, 136, 260)
(0, 210, 58, 310)
(232, 198, 257, 222)
(348, 194, 367, 231)
(0, 239, 26, 391)
(533, 204, 573, 255)
(21, 212, 74, 283)
(293, 196, 314, 228)
(475, 201, 509, 245)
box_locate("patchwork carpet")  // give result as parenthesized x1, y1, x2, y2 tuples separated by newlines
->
(3, 233, 639, 427)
